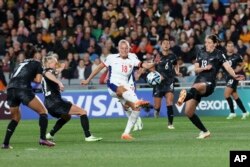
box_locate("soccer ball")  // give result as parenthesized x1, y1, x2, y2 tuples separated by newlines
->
(146, 71, 161, 86)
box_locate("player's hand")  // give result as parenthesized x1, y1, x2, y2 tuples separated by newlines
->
(58, 82, 64, 91)
(56, 63, 66, 73)
(204, 64, 212, 71)
(176, 72, 182, 77)
(234, 75, 245, 81)
(81, 80, 90, 85)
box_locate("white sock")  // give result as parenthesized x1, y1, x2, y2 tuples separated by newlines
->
(122, 91, 138, 103)
(124, 110, 140, 134)
(124, 107, 132, 117)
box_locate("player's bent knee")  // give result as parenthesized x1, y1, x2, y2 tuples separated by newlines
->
(154, 105, 161, 110)
(78, 109, 87, 116)
(116, 86, 127, 97)
(185, 111, 194, 118)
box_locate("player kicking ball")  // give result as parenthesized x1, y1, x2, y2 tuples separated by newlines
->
(81, 40, 154, 140)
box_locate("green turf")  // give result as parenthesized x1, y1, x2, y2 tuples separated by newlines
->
(0, 117, 249, 167)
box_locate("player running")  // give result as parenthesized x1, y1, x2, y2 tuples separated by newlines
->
(223, 41, 249, 120)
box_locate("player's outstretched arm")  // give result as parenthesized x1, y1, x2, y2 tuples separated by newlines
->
(141, 62, 154, 70)
(81, 63, 106, 85)
(223, 61, 244, 80)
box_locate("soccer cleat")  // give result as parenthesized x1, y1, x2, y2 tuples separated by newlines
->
(85, 135, 103, 142)
(39, 139, 55, 147)
(133, 117, 143, 131)
(1, 144, 13, 149)
(154, 110, 160, 118)
(177, 89, 187, 106)
(196, 131, 211, 139)
(241, 112, 249, 120)
(121, 133, 134, 141)
(226, 113, 236, 120)
(135, 100, 150, 108)
(46, 133, 54, 141)
(167, 125, 175, 130)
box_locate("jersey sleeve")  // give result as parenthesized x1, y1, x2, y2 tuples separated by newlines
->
(131, 53, 141, 67)
(219, 51, 227, 64)
(36, 62, 43, 74)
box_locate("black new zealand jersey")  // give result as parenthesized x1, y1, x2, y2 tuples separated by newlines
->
(224, 53, 243, 79)
(42, 68, 61, 98)
(7, 59, 43, 89)
(196, 48, 227, 84)
(156, 52, 177, 84)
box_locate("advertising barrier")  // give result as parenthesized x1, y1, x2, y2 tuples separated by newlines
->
(1, 87, 250, 120)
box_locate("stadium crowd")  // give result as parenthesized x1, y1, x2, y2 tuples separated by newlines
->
(0, 0, 250, 87)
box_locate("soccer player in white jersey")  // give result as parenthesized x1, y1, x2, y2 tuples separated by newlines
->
(81, 39, 154, 140)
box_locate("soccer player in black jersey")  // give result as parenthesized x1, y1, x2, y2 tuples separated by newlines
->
(42, 55, 102, 142)
(153, 38, 179, 129)
(177, 35, 244, 139)
(2, 54, 55, 149)
(223, 41, 249, 120)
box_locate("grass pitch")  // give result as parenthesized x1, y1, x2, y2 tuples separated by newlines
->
(0, 116, 249, 167)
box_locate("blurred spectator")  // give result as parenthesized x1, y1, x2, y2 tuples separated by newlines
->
(169, 0, 182, 19)
(0, 60, 7, 91)
(0, 0, 249, 83)
(82, 52, 92, 79)
(208, 0, 225, 21)
(243, 53, 250, 80)
(177, 57, 188, 77)
(236, 39, 247, 56)
(187, 59, 196, 76)
(239, 26, 250, 45)
(77, 59, 85, 80)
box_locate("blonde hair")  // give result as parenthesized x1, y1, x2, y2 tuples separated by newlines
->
(118, 39, 130, 49)
(43, 54, 58, 68)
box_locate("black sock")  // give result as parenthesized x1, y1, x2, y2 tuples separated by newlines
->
(185, 88, 199, 102)
(167, 106, 174, 125)
(3, 120, 18, 145)
(154, 108, 160, 113)
(39, 114, 48, 140)
(189, 114, 207, 132)
(80, 115, 91, 137)
(50, 118, 69, 136)
(235, 98, 247, 113)
(226, 97, 234, 113)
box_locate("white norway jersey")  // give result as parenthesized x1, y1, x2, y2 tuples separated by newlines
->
(103, 53, 141, 84)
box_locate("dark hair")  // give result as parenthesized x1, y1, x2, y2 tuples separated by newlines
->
(206, 34, 220, 43)
(161, 38, 170, 44)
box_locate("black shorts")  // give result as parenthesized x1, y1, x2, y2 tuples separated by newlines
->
(44, 96, 72, 118)
(194, 78, 215, 98)
(7, 88, 35, 107)
(153, 82, 174, 98)
(226, 78, 238, 91)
